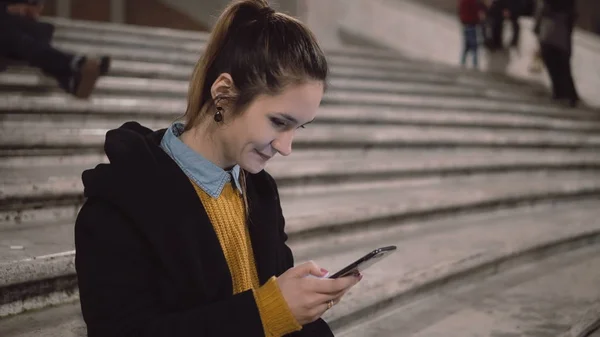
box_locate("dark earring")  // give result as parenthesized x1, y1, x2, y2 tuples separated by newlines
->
(214, 106, 224, 122)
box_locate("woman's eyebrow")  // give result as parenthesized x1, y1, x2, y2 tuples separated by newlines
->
(275, 113, 299, 124)
(275, 113, 315, 125)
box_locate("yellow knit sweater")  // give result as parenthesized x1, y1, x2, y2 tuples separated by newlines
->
(192, 181, 301, 337)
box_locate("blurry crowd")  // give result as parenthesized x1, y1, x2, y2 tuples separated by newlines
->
(458, 0, 580, 107)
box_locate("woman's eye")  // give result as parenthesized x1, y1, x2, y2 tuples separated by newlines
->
(270, 118, 286, 128)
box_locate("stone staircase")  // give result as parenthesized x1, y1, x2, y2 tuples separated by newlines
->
(1, 17, 600, 337)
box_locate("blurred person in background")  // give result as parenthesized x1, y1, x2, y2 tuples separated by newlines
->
(524, 0, 544, 73)
(485, 0, 524, 50)
(505, 0, 522, 47)
(459, 0, 486, 68)
(0, 0, 110, 98)
(528, 47, 544, 73)
(534, 0, 579, 107)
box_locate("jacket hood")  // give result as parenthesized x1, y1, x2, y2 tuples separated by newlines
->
(82, 122, 168, 203)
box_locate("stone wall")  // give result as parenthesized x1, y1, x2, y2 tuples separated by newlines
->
(40, 0, 209, 31)
(39, 0, 301, 31)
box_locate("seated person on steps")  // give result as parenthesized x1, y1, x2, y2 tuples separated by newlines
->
(0, 0, 111, 98)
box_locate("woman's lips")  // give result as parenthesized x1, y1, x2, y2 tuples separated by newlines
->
(255, 149, 272, 160)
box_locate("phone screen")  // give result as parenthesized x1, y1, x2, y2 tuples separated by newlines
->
(329, 246, 397, 279)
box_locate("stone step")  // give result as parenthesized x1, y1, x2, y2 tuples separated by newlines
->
(0, 61, 560, 109)
(3, 148, 600, 184)
(560, 304, 600, 337)
(1, 92, 597, 127)
(7, 58, 533, 96)
(49, 28, 411, 65)
(45, 40, 556, 103)
(2, 149, 600, 219)
(0, 222, 73, 265)
(317, 200, 600, 332)
(337, 236, 600, 337)
(111, 61, 463, 85)
(51, 40, 421, 72)
(48, 26, 547, 95)
(46, 17, 210, 42)
(2, 169, 600, 268)
(45, 18, 447, 67)
(40, 17, 573, 101)
(44, 35, 561, 97)
(1, 62, 472, 91)
(323, 92, 598, 120)
(2, 200, 599, 334)
(53, 28, 206, 53)
(280, 171, 600, 238)
(0, 72, 527, 102)
(1, 93, 597, 133)
(3, 118, 600, 152)
(49, 22, 406, 60)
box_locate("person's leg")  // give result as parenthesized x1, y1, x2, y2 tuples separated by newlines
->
(540, 44, 562, 99)
(0, 27, 75, 80)
(461, 48, 468, 67)
(491, 15, 504, 49)
(0, 18, 109, 98)
(510, 15, 520, 47)
(560, 51, 579, 105)
(0, 12, 54, 42)
(529, 47, 543, 73)
(461, 25, 469, 66)
(465, 25, 479, 68)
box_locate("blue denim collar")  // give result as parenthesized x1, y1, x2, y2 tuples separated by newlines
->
(160, 122, 242, 198)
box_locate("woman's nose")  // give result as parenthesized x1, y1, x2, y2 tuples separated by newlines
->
(271, 131, 293, 156)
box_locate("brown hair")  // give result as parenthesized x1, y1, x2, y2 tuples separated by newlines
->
(183, 0, 328, 213)
(184, 0, 328, 127)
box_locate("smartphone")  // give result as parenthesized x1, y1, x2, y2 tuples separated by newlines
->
(328, 246, 397, 279)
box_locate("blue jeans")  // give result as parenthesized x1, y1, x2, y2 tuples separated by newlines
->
(461, 24, 479, 67)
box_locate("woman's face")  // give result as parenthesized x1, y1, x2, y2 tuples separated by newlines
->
(222, 81, 324, 174)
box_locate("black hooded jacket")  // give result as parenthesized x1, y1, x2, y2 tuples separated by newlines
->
(75, 122, 333, 337)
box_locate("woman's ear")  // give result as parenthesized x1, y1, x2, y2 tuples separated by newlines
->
(211, 73, 236, 101)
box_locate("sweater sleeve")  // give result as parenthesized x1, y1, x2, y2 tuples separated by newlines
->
(263, 171, 335, 337)
(75, 199, 266, 337)
(253, 276, 302, 336)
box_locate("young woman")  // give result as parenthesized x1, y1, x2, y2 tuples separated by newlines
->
(74, 1, 360, 336)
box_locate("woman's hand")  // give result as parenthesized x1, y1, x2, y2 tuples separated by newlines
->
(277, 261, 361, 325)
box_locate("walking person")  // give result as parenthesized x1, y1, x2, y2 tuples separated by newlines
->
(75, 1, 360, 336)
(459, 0, 485, 68)
(486, 0, 506, 50)
(485, 0, 522, 50)
(534, 0, 580, 107)
(506, 0, 522, 47)
(0, 0, 110, 98)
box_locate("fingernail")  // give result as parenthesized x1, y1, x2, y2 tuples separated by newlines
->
(320, 268, 329, 275)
